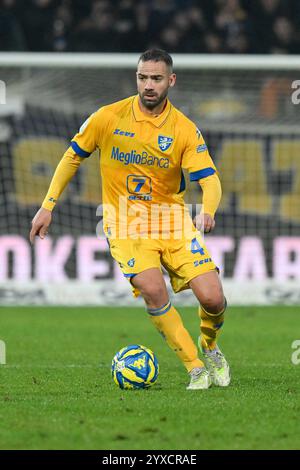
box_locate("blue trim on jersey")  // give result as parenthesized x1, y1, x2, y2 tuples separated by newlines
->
(70, 141, 91, 158)
(189, 167, 216, 181)
(177, 170, 186, 193)
(124, 273, 137, 278)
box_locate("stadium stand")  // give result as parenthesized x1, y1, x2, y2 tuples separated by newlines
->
(0, 0, 300, 54)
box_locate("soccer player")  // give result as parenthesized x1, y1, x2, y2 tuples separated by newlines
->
(30, 49, 230, 390)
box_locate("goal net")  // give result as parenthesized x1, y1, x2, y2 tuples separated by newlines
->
(0, 53, 299, 305)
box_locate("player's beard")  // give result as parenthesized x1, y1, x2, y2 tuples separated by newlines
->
(139, 88, 169, 111)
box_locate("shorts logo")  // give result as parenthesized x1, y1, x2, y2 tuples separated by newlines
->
(158, 135, 173, 152)
(127, 258, 135, 267)
(194, 258, 212, 267)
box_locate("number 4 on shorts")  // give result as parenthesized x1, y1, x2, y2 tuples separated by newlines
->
(190, 237, 205, 255)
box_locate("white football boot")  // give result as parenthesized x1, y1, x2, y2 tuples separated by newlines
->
(186, 367, 212, 390)
(199, 340, 231, 387)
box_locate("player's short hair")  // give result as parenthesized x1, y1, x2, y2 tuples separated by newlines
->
(138, 49, 173, 72)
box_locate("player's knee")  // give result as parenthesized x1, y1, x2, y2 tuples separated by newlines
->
(140, 284, 169, 309)
(201, 293, 226, 315)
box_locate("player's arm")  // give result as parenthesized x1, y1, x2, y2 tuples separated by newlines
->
(30, 149, 84, 244)
(195, 172, 222, 233)
(181, 125, 221, 233)
(30, 112, 100, 244)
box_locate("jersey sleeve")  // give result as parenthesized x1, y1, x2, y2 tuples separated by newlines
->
(199, 172, 222, 217)
(42, 148, 83, 211)
(181, 124, 217, 181)
(70, 107, 105, 158)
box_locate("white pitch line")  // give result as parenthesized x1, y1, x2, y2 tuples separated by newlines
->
(1, 364, 107, 369)
(1, 363, 292, 369)
(1, 361, 295, 369)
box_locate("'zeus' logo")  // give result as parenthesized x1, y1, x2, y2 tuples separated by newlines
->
(114, 129, 135, 137)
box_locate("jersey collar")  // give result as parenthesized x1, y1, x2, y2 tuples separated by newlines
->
(132, 95, 172, 128)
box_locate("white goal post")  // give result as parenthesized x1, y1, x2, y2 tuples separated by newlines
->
(0, 53, 300, 306)
(1, 52, 300, 69)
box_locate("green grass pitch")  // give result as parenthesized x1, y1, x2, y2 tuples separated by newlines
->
(0, 305, 299, 450)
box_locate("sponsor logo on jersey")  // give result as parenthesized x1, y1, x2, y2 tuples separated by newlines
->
(128, 195, 152, 201)
(111, 146, 169, 168)
(197, 144, 207, 153)
(127, 258, 135, 267)
(158, 135, 173, 151)
(114, 128, 135, 137)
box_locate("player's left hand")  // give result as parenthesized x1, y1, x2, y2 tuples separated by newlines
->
(193, 213, 215, 233)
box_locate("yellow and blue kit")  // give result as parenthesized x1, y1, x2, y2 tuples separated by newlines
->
(42, 95, 222, 294)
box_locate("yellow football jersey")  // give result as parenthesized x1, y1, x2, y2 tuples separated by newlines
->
(58, 95, 217, 238)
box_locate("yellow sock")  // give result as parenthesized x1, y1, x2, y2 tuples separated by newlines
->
(147, 301, 204, 372)
(199, 303, 226, 351)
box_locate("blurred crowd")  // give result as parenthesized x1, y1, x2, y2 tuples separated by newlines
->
(1, 0, 300, 54)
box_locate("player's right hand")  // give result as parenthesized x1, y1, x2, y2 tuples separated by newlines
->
(30, 207, 52, 244)
(193, 213, 215, 233)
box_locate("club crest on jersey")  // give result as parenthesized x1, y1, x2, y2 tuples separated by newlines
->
(127, 258, 135, 267)
(158, 135, 173, 152)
